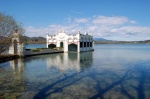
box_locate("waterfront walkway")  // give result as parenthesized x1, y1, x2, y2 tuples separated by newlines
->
(25, 49, 64, 57)
(0, 49, 63, 63)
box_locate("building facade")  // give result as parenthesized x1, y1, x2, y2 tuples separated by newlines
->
(46, 31, 94, 52)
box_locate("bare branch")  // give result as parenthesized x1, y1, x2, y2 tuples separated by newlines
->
(0, 12, 25, 54)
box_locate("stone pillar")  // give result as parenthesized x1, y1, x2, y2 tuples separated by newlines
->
(9, 30, 25, 57)
(46, 34, 49, 48)
(77, 41, 80, 52)
(57, 41, 59, 48)
(92, 41, 94, 50)
(46, 42, 49, 48)
(64, 41, 68, 52)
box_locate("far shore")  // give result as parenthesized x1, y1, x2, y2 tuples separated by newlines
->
(25, 42, 150, 45)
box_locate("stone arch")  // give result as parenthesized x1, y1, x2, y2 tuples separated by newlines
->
(60, 42, 63, 48)
(68, 43, 77, 52)
(48, 44, 56, 49)
(13, 40, 18, 55)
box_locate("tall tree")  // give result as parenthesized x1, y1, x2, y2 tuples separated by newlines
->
(0, 12, 25, 54)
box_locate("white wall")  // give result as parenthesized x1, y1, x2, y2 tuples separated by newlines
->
(47, 31, 94, 52)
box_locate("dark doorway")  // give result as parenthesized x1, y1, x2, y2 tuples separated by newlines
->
(68, 44, 77, 52)
(13, 40, 17, 55)
(48, 44, 56, 49)
(60, 42, 63, 48)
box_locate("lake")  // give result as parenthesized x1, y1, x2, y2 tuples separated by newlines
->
(0, 44, 150, 99)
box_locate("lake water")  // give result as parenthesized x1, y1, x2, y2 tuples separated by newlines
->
(0, 44, 150, 99)
(25, 44, 46, 49)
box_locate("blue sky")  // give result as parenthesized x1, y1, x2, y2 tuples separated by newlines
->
(0, 0, 150, 41)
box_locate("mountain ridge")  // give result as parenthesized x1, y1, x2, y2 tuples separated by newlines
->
(22, 36, 150, 44)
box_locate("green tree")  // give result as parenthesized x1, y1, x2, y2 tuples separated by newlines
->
(0, 12, 25, 54)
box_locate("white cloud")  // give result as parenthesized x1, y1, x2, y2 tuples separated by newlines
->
(130, 20, 136, 24)
(25, 15, 150, 41)
(110, 26, 150, 35)
(74, 18, 89, 23)
(92, 16, 129, 26)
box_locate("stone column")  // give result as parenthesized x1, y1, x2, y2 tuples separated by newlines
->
(46, 34, 49, 48)
(57, 41, 60, 47)
(46, 42, 49, 48)
(64, 41, 68, 52)
(92, 41, 94, 50)
(77, 41, 80, 52)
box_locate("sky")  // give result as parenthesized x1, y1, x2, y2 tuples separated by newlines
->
(0, 0, 150, 41)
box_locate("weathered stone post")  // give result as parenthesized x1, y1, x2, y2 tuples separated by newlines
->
(9, 30, 25, 57)
(77, 31, 80, 52)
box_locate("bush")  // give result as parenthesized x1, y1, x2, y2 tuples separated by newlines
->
(31, 48, 48, 52)
(31, 49, 41, 52)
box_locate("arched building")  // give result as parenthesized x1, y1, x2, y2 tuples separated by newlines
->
(46, 31, 94, 52)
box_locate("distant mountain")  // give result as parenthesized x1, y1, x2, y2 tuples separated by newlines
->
(138, 40, 150, 44)
(23, 36, 46, 44)
(93, 38, 108, 41)
(23, 37, 109, 44)
(21, 36, 150, 44)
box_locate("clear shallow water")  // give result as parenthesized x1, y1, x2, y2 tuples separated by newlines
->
(0, 44, 150, 99)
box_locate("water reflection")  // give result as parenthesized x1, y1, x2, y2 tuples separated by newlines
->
(10, 59, 25, 78)
(7, 52, 94, 98)
(0, 59, 25, 99)
(0, 44, 150, 99)
(46, 52, 93, 72)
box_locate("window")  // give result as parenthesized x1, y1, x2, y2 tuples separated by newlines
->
(80, 42, 83, 48)
(87, 42, 89, 47)
(84, 42, 86, 47)
(90, 42, 92, 47)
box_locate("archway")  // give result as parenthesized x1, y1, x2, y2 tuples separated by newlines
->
(60, 42, 63, 48)
(13, 40, 17, 55)
(48, 44, 56, 49)
(68, 44, 77, 52)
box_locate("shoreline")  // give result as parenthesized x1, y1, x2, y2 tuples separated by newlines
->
(1, 43, 147, 64)
(0, 50, 64, 64)
(0, 55, 20, 64)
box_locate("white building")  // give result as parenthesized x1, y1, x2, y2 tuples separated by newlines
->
(46, 31, 94, 52)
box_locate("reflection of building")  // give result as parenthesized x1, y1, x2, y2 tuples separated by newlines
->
(46, 52, 93, 72)
(9, 58, 24, 80)
(10, 59, 24, 73)
(46, 30, 94, 52)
